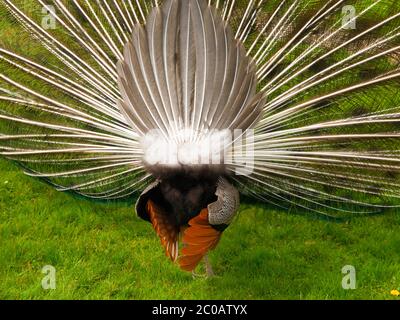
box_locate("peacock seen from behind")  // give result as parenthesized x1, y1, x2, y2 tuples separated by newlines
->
(0, 0, 399, 276)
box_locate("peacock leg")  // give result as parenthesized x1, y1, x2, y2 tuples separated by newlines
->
(204, 254, 214, 278)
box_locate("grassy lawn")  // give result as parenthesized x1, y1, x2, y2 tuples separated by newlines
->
(0, 158, 399, 300)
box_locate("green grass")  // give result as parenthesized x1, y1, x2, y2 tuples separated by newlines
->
(1, 158, 399, 300)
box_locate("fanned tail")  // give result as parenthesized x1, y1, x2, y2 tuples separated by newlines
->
(228, 0, 400, 216)
(0, 0, 399, 217)
(0, 0, 152, 199)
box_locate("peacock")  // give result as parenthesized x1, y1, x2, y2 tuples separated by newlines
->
(0, 0, 399, 276)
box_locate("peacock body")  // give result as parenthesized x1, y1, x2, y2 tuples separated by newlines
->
(0, 0, 399, 274)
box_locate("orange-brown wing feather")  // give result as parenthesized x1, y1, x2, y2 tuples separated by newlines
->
(179, 208, 222, 272)
(146, 200, 179, 262)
